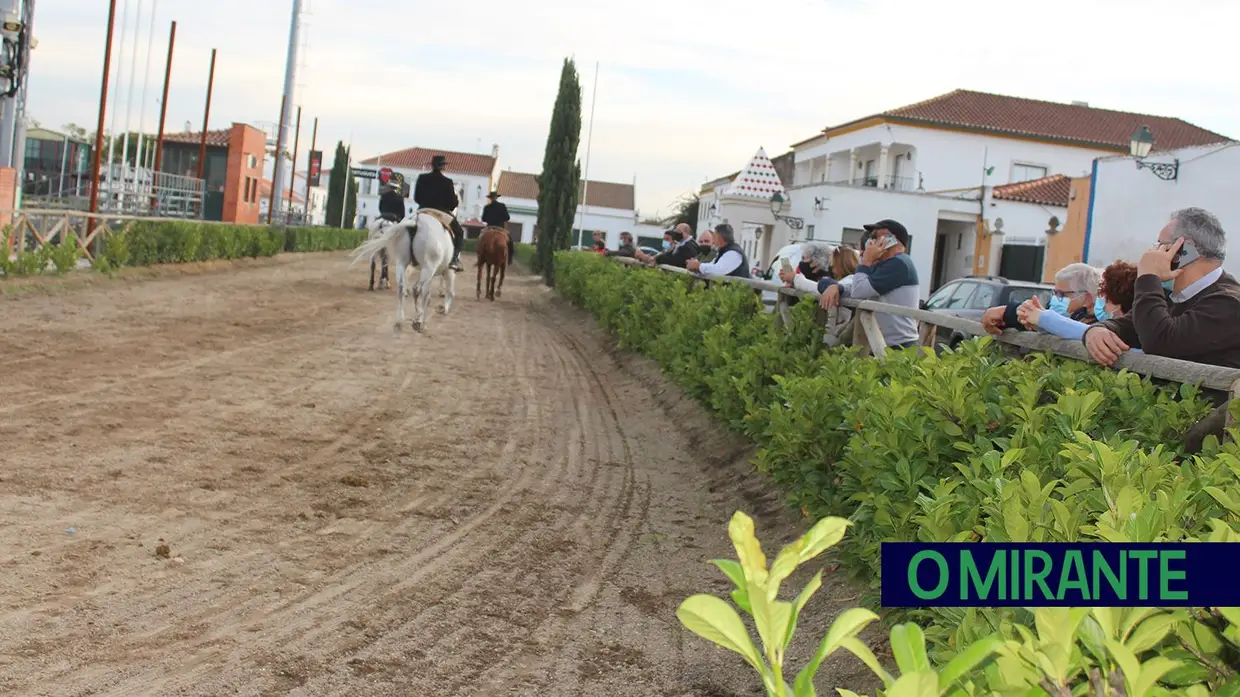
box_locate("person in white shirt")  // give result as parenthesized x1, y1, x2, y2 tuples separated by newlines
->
(686, 223, 751, 278)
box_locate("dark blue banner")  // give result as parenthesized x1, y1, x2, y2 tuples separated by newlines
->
(880, 542, 1240, 607)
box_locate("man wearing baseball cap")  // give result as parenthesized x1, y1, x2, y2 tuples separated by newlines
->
(818, 218, 921, 349)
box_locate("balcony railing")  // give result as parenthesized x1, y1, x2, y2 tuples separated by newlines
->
(826, 174, 916, 192)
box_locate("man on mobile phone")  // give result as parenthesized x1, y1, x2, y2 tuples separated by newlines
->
(1083, 207, 1240, 369)
(818, 218, 921, 349)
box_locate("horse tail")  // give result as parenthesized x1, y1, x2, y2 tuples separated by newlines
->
(350, 222, 407, 266)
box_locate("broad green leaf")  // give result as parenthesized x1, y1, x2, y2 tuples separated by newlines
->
(677, 594, 766, 673)
(783, 570, 824, 651)
(1105, 638, 1140, 695)
(769, 517, 851, 591)
(731, 588, 752, 615)
(885, 671, 938, 697)
(1205, 486, 1240, 515)
(750, 587, 793, 661)
(1215, 675, 1240, 697)
(728, 511, 770, 587)
(795, 607, 881, 695)
(1217, 607, 1240, 629)
(834, 691, 864, 697)
(937, 635, 1004, 691)
(1125, 613, 1179, 654)
(1132, 656, 1180, 697)
(711, 558, 747, 590)
(890, 623, 931, 675)
(838, 635, 894, 687)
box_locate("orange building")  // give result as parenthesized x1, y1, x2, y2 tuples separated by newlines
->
(159, 123, 266, 223)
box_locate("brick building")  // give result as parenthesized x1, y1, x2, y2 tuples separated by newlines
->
(159, 123, 266, 223)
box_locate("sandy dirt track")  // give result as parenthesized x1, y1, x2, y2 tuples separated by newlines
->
(0, 253, 874, 697)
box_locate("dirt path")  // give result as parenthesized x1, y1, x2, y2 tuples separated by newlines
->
(0, 253, 874, 697)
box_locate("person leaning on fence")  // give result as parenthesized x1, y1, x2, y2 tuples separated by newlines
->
(1012, 261, 1144, 353)
(696, 229, 716, 261)
(648, 223, 700, 269)
(1083, 207, 1240, 369)
(606, 231, 637, 259)
(981, 262, 1102, 335)
(818, 219, 921, 349)
(686, 223, 750, 278)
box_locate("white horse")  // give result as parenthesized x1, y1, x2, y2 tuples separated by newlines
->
(351, 212, 457, 332)
(365, 218, 393, 291)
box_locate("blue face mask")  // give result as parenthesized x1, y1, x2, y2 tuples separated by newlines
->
(661, 240, 672, 250)
(1048, 295, 1071, 316)
(1094, 297, 1112, 322)
(1161, 279, 1175, 293)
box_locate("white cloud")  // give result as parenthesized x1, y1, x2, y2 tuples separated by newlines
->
(27, 0, 1240, 216)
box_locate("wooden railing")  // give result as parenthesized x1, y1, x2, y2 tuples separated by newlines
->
(610, 256, 1240, 407)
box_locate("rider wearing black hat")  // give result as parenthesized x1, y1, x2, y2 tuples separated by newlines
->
(378, 181, 406, 224)
(414, 154, 465, 272)
(481, 190, 514, 263)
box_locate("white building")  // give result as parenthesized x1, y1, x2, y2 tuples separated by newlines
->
(773, 89, 1230, 296)
(351, 145, 501, 230)
(697, 148, 791, 267)
(494, 171, 641, 249)
(1083, 141, 1240, 272)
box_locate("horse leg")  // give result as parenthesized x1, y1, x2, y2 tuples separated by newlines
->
(369, 256, 376, 291)
(476, 259, 483, 300)
(497, 262, 506, 298)
(394, 260, 406, 329)
(488, 263, 497, 300)
(441, 268, 456, 316)
(413, 267, 436, 331)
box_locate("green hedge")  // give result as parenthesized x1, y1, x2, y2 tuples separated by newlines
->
(556, 250, 1240, 693)
(94, 221, 367, 271)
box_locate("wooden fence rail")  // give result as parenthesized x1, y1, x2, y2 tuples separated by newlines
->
(609, 256, 1240, 404)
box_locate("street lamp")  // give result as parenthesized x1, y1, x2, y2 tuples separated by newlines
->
(768, 191, 804, 230)
(1129, 125, 1179, 181)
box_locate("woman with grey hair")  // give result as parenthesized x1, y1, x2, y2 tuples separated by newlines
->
(982, 262, 1103, 334)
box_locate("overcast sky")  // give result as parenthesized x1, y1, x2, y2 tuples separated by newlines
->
(31, 0, 1240, 217)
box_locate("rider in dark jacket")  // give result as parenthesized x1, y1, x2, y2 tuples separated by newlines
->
(414, 155, 465, 272)
(481, 191, 513, 263)
(378, 182, 405, 223)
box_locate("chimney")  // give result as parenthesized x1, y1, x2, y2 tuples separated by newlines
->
(491, 143, 499, 160)
(1071, 100, 1089, 108)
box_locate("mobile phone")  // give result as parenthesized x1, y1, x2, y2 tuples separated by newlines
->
(1172, 239, 1200, 270)
(780, 257, 793, 271)
(880, 235, 899, 251)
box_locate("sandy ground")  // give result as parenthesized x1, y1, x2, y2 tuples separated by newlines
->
(0, 253, 878, 697)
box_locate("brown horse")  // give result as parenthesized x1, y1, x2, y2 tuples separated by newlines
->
(476, 226, 509, 301)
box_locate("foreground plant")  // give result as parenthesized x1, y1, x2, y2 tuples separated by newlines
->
(677, 512, 1002, 697)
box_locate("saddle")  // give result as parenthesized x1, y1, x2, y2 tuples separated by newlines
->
(417, 208, 457, 231)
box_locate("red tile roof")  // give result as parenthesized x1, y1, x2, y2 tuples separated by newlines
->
(161, 128, 231, 148)
(360, 147, 496, 177)
(496, 171, 636, 210)
(817, 89, 1232, 152)
(992, 174, 1071, 207)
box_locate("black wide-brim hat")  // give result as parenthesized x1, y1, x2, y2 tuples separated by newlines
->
(487, 191, 500, 199)
(431, 155, 448, 168)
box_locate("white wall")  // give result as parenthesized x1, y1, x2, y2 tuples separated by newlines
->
(795, 123, 1110, 192)
(353, 167, 494, 227)
(1087, 143, 1240, 272)
(495, 196, 640, 250)
(786, 183, 980, 299)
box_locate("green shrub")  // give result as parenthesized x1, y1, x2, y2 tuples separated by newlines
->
(83, 221, 366, 271)
(560, 251, 1240, 694)
(49, 235, 82, 274)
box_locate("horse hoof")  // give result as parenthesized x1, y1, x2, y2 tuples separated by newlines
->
(436, 306, 446, 315)
(412, 322, 425, 333)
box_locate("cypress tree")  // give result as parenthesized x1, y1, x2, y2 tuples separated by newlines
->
(344, 175, 358, 229)
(324, 141, 349, 228)
(535, 57, 583, 285)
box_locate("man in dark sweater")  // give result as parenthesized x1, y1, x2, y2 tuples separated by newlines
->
(414, 154, 465, 272)
(481, 191, 513, 263)
(650, 223, 699, 268)
(1083, 207, 1240, 368)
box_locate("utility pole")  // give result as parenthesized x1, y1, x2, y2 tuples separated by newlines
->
(88, 0, 120, 222)
(266, 93, 286, 224)
(286, 105, 301, 222)
(149, 19, 173, 211)
(303, 116, 316, 224)
(196, 48, 215, 180)
(269, 0, 302, 226)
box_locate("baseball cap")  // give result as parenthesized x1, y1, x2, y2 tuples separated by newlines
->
(863, 219, 909, 248)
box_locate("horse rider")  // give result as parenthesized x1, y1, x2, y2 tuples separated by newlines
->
(481, 190, 513, 263)
(375, 181, 406, 281)
(414, 154, 465, 272)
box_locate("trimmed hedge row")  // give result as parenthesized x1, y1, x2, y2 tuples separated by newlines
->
(556, 250, 1240, 694)
(94, 221, 367, 271)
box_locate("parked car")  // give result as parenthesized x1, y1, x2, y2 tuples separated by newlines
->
(922, 276, 1054, 347)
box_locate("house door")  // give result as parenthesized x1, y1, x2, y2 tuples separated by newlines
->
(999, 244, 1046, 283)
(739, 223, 761, 264)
